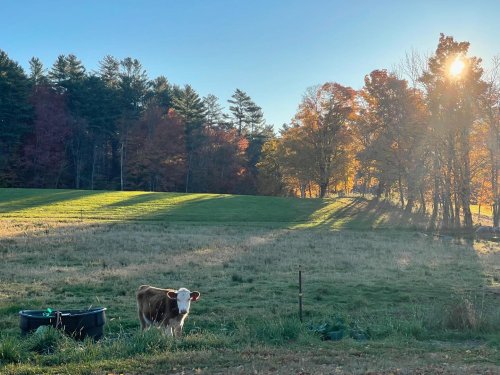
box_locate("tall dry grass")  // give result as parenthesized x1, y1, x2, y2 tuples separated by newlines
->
(0, 214, 499, 373)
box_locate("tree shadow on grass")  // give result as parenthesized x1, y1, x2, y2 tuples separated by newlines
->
(116, 193, 326, 226)
(99, 192, 217, 220)
(0, 188, 328, 226)
(0, 189, 427, 231)
(304, 197, 429, 231)
(0, 188, 104, 215)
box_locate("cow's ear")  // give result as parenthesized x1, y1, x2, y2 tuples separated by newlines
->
(190, 291, 200, 301)
(167, 291, 177, 300)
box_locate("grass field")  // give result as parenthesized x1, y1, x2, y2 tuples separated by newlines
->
(0, 188, 499, 374)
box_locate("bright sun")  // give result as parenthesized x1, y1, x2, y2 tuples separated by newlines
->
(449, 57, 465, 77)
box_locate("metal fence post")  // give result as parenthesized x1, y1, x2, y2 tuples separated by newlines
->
(299, 265, 303, 323)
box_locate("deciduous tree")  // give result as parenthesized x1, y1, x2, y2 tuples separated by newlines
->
(481, 56, 500, 226)
(293, 83, 356, 197)
(421, 34, 486, 230)
(358, 70, 428, 211)
(23, 86, 71, 187)
(127, 106, 186, 191)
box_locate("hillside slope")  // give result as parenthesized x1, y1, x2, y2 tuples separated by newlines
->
(0, 188, 426, 229)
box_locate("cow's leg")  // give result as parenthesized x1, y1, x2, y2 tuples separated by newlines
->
(164, 324, 173, 336)
(138, 308, 148, 330)
(173, 324, 182, 338)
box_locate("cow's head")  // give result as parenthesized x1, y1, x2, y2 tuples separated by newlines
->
(167, 288, 200, 315)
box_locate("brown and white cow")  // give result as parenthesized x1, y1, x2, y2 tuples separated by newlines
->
(136, 285, 200, 337)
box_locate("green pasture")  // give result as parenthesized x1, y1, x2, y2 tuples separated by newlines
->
(0, 188, 428, 230)
(0, 188, 498, 374)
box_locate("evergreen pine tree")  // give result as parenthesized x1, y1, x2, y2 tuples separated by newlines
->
(148, 76, 172, 110)
(0, 50, 32, 185)
(48, 55, 70, 91)
(203, 94, 223, 128)
(98, 55, 120, 89)
(246, 102, 265, 135)
(172, 85, 207, 192)
(28, 57, 48, 87)
(228, 88, 252, 134)
(119, 57, 149, 117)
(172, 84, 206, 125)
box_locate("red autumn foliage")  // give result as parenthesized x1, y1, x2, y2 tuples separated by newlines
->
(126, 105, 186, 191)
(23, 86, 72, 187)
(194, 127, 249, 193)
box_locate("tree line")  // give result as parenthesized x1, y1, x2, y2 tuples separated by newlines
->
(257, 35, 499, 230)
(0, 52, 272, 195)
(1, 34, 499, 230)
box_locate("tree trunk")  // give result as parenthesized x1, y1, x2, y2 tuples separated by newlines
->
(460, 187, 473, 230)
(442, 159, 453, 230)
(461, 194, 473, 230)
(442, 195, 451, 230)
(430, 155, 440, 228)
(494, 200, 500, 227)
(120, 141, 125, 191)
(453, 191, 461, 229)
(375, 180, 384, 201)
(319, 181, 328, 198)
(91, 144, 97, 190)
(442, 175, 452, 230)
(300, 183, 306, 199)
(363, 170, 372, 198)
(459, 131, 474, 231)
(73, 150, 81, 190)
(487, 88, 500, 226)
(70, 138, 82, 190)
(492, 161, 499, 226)
(419, 187, 427, 215)
(185, 152, 192, 193)
(398, 175, 405, 208)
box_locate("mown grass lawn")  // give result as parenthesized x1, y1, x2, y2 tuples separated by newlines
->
(0, 188, 428, 229)
(0, 188, 499, 374)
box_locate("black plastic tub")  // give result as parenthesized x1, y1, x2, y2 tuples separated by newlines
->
(19, 307, 106, 340)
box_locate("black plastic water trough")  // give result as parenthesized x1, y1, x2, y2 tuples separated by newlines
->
(19, 307, 106, 340)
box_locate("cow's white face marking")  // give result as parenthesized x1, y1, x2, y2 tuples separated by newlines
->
(168, 288, 200, 315)
(175, 288, 192, 315)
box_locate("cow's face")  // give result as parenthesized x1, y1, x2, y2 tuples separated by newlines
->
(167, 288, 200, 315)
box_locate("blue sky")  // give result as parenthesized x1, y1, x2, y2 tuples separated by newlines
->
(1, 0, 499, 128)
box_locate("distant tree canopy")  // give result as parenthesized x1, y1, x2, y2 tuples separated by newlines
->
(1, 34, 499, 230)
(0, 51, 272, 195)
(257, 34, 499, 230)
